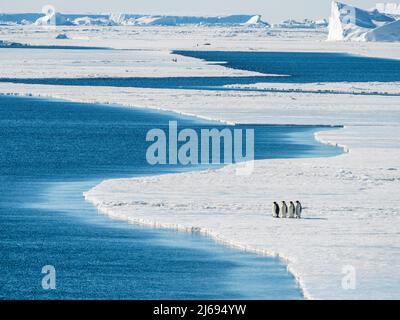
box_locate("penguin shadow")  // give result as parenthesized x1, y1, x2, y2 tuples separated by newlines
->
(300, 208, 327, 220)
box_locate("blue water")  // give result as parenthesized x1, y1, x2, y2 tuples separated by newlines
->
(173, 51, 400, 83)
(1, 51, 400, 93)
(0, 95, 341, 300)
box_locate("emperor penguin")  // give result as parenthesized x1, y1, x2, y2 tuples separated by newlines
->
(295, 201, 302, 219)
(272, 202, 280, 218)
(281, 201, 288, 218)
(289, 201, 296, 218)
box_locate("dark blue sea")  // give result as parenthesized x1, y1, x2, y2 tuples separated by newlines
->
(1, 51, 400, 92)
(0, 95, 341, 299)
(173, 51, 400, 83)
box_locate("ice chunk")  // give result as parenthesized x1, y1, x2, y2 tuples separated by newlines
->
(55, 33, 69, 40)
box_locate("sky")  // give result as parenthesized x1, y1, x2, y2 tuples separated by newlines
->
(0, 0, 386, 23)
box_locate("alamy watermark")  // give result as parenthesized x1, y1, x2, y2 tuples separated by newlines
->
(341, 265, 356, 290)
(146, 121, 255, 175)
(41, 265, 56, 290)
(36, 5, 57, 30)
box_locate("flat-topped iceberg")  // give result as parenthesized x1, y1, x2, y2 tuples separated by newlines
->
(117, 14, 269, 26)
(0, 12, 268, 27)
(328, 1, 400, 41)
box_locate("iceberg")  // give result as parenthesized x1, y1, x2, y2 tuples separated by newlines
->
(275, 18, 327, 29)
(115, 14, 269, 26)
(328, 1, 400, 41)
(0, 12, 268, 27)
(34, 12, 74, 26)
(0, 13, 41, 25)
(73, 16, 115, 26)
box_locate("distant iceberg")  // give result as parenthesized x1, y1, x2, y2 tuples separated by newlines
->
(0, 13, 42, 25)
(73, 16, 115, 26)
(92, 14, 269, 26)
(34, 12, 74, 26)
(328, 1, 400, 41)
(0, 12, 269, 27)
(275, 18, 328, 29)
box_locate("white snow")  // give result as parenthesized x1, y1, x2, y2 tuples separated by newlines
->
(0, 25, 399, 299)
(328, 1, 400, 41)
(315, 19, 329, 27)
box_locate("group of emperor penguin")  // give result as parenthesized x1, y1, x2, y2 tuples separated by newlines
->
(272, 201, 302, 219)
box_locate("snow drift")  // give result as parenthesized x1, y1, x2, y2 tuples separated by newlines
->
(328, 1, 400, 41)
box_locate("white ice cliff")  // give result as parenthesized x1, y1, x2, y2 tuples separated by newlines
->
(328, 1, 400, 41)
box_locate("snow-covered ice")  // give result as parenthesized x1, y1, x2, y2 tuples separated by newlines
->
(0, 24, 399, 299)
